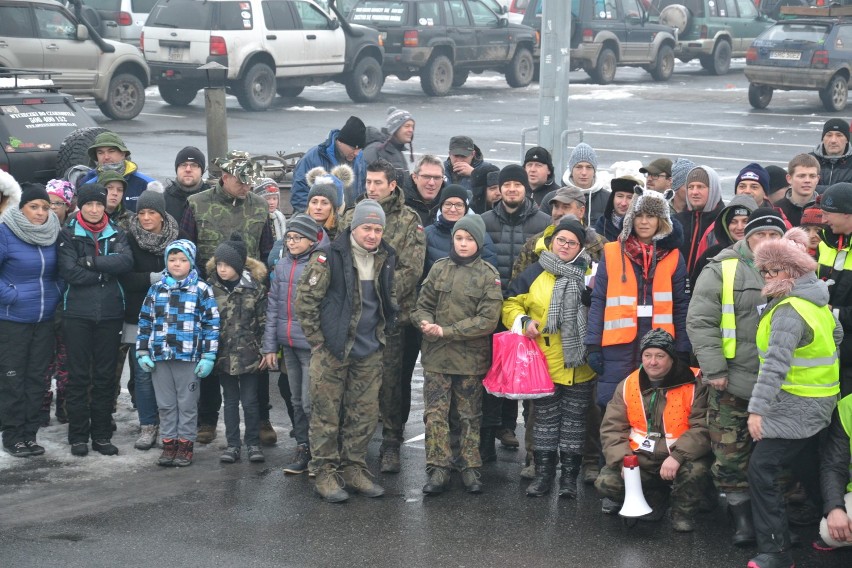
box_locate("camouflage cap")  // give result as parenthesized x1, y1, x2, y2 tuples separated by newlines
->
(213, 150, 262, 184)
(96, 170, 127, 189)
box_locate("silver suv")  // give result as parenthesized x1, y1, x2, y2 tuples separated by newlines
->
(0, 0, 150, 119)
(142, 0, 385, 111)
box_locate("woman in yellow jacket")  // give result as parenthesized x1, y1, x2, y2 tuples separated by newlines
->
(503, 217, 596, 498)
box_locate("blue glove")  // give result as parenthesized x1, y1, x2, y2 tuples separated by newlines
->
(137, 354, 155, 372)
(588, 351, 604, 376)
(194, 359, 214, 378)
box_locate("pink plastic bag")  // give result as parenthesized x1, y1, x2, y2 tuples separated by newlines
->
(483, 331, 554, 400)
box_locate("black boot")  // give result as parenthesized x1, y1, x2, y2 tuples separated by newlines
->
(479, 427, 497, 463)
(558, 452, 582, 498)
(526, 450, 556, 497)
(728, 502, 756, 547)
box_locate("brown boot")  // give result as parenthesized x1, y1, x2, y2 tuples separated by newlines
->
(196, 424, 217, 444)
(314, 464, 349, 503)
(172, 439, 194, 467)
(259, 420, 278, 446)
(158, 439, 178, 466)
(341, 465, 385, 497)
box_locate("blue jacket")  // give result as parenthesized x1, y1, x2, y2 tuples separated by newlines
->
(136, 270, 220, 362)
(585, 224, 691, 407)
(0, 224, 61, 323)
(81, 160, 155, 213)
(424, 217, 498, 278)
(291, 129, 366, 212)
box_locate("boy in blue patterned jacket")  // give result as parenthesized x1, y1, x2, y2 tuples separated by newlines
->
(136, 240, 219, 467)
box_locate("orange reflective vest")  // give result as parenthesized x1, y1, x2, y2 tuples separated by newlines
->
(601, 241, 679, 346)
(624, 368, 698, 453)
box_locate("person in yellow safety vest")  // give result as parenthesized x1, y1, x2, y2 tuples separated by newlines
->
(746, 228, 842, 568)
(687, 207, 786, 547)
(814, 393, 852, 551)
(596, 328, 711, 533)
(817, 181, 852, 397)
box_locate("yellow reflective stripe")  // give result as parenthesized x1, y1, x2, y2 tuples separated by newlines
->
(720, 258, 738, 359)
(789, 355, 838, 367)
(653, 292, 672, 302)
(781, 379, 840, 389)
(604, 318, 636, 331)
(605, 296, 636, 307)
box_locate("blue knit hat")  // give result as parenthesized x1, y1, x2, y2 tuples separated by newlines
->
(165, 239, 197, 269)
(568, 143, 598, 171)
(735, 163, 770, 195)
(670, 158, 697, 191)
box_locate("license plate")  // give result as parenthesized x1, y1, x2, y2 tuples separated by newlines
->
(769, 50, 801, 61)
(168, 47, 184, 61)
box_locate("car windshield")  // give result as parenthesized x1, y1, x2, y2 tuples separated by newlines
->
(81, 0, 121, 11)
(147, 0, 250, 30)
(761, 23, 830, 43)
(350, 1, 408, 25)
(131, 0, 159, 13)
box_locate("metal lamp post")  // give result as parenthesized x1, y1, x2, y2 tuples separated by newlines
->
(198, 62, 228, 177)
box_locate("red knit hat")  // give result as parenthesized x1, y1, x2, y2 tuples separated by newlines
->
(800, 195, 827, 228)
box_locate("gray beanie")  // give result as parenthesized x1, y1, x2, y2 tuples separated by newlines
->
(351, 199, 386, 228)
(385, 106, 414, 136)
(670, 158, 697, 191)
(640, 328, 677, 361)
(287, 214, 320, 243)
(453, 215, 485, 250)
(214, 233, 247, 275)
(821, 182, 852, 214)
(307, 181, 340, 210)
(136, 189, 167, 220)
(568, 143, 598, 171)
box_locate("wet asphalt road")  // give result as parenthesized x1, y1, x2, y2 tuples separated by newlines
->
(2, 61, 852, 567)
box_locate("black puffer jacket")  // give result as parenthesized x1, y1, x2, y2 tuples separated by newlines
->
(812, 142, 852, 193)
(481, 197, 550, 291)
(819, 401, 852, 516)
(119, 230, 168, 324)
(402, 182, 438, 226)
(163, 179, 211, 224)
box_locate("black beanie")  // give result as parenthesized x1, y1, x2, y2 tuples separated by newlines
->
(524, 146, 554, 175)
(553, 217, 586, 247)
(174, 146, 206, 173)
(439, 184, 469, 212)
(640, 328, 677, 360)
(337, 116, 366, 149)
(821, 182, 852, 214)
(214, 233, 247, 275)
(744, 207, 786, 240)
(18, 182, 50, 208)
(498, 164, 530, 194)
(823, 118, 850, 141)
(76, 183, 107, 207)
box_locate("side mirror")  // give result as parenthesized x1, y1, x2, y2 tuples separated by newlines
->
(76, 23, 89, 40)
(330, 18, 340, 30)
(498, 17, 508, 28)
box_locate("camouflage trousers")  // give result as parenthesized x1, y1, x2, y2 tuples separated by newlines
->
(380, 330, 405, 448)
(308, 347, 382, 470)
(424, 372, 483, 469)
(708, 390, 753, 494)
(595, 455, 713, 516)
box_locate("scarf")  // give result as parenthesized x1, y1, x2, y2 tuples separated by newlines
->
(1, 206, 60, 247)
(75, 211, 110, 255)
(621, 235, 672, 281)
(128, 213, 179, 255)
(449, 247, 481, 266)
(538, 250, 590, 369)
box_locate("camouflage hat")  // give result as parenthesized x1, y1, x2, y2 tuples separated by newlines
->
(97, 170, 127, 189)
(213, 150, 262, 184)
(87, 131, 130, 162)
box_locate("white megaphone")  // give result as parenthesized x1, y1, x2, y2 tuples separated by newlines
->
(619, 455, 653, 518)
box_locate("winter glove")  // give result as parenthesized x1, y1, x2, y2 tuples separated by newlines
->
(581, 286, 592, 307)
(77, 256, 95, 269)
(137, 354, 155, 372)
(588, 351, 604, 376)
(194, 359, 214, 378)
(149, 271, 164, 285)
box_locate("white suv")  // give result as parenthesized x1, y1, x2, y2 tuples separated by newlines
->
(141, 0, 385, 111)
(0, 0, 150, 119)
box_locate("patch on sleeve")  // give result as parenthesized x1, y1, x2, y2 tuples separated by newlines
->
(317, 255, 326, 264)
(309, 274, 319, 286)
(495, 278, 501, 286)
(417, 225, 424, 232)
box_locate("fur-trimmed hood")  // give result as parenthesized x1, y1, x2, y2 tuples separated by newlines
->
(620, 189, 673, 243)
(754, 227, 818, 297)
(0, 169, 22, 214)
(205, 256, 267, 289)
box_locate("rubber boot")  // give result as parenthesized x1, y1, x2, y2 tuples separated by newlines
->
(729, 501, 757, 547)
(526, 450, 557, 497)
(479, 427, 497, 463)
(558, 452, 582, 498)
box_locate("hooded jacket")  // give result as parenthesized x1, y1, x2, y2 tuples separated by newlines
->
(594, 186, 626, 242)
(748, 273, 842, 439)
(362, 126, 411, 184)
(291, 129, 367, 212)
(674, 166, 726, 275)
(690, 194, 758, 281)
(687, 239, 765, 400)
(600, 359, 711, 469)
(424, 216, 498, 277)
(557, 173, 611, 227)
(0, 222, 60, 324)
(481, 197, 551, 290)
(443, 144, 494, 193)
(80, 160, 154, 213)
(811, 142, 852, 193)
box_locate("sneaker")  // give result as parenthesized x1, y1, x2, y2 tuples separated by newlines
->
(422, 466, 452, 495)
(746, 552, 794, 568)
(812, 537, 836, 552)
(341, 465, 385, 497)
(671, 512, 695, 533)
(380, 445, 401, 473)
(159, 439, 178, 466)
(196, 424, 217, 444)
(314, 465, 349, 503)
(283, 444, 311, 474)
(134, 424, 159, 451)
(259, 421, 277, 447)
(24, 441, 45, 456)
(4, 441, 33, 457)
(247, 446, 265, 463)
(172, 439, 194, 467)
(461, 468, 483, 494)
(220, 446, 241, 463)
(601, 497, 620, 514)
(92, 439, 119, 456)
(520, 462, 536, 480)
(70, 442, 89, 457)
(497, 428, 520, 449)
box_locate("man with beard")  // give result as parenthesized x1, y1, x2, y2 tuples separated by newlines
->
(165, 147, 212, 223)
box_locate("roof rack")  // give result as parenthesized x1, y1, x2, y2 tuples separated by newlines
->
(0, 69, 61, 91)
(780, 5, 852, 17)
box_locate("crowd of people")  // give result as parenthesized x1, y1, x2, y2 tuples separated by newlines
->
(1, 110, 852, 568)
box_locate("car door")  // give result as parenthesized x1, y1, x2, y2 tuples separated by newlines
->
(291, 0, 345, 74)
(466, 0, 509, 64)
(32, 4, 99, 94)
(444, 0, 477, 63)
(262, 0, 310, 77)
(730, 0, 764, 54)
(0, 4, 43, 69)
(621, 0, 652, 62)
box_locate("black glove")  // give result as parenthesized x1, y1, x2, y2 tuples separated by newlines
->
(77, 256, 95, 269)
(588, 351, 604, 375)
(581, 286, 592, 307)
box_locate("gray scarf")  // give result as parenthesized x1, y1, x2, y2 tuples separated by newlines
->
(1, 206, 60, 247)
(538, 250, 590, 369)
(128, 213, 179, 255)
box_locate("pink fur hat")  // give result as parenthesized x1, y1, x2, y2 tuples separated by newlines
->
(754, 227, 817, 280)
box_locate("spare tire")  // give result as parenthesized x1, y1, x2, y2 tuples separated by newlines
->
(660, 4, 690, 35)
(55, 126, 110, 178)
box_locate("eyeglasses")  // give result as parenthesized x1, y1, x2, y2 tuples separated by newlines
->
(646, 173, 669, 180)
(49, 201, 67, 208)
(417, 174, 443, 182)
(285, 235, 305, 243)
(553, 236, 581, 249)
(442, 201, 466, 211)
(758, 268, 782, 278)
